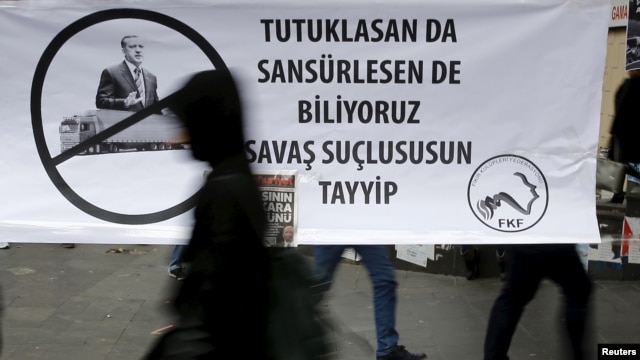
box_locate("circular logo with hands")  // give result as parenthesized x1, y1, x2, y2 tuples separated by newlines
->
(467, 154, 549, 232)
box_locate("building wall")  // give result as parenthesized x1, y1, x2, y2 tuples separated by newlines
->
(600, 27, 628, 150)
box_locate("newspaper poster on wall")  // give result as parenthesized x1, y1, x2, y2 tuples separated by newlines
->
(255, 170, 298, 247)
(627, 0, 640, 70)
(395, 244, 430, 268)
(588, 216, 640, 265)
(627, 217, 640, 264)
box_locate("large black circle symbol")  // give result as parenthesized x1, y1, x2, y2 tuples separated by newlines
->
(31, 8, 227, 225)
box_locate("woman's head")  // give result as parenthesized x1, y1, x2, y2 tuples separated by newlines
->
(169, 70, 245, 165)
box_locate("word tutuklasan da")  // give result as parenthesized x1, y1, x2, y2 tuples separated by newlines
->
(260, 18, 457, 43)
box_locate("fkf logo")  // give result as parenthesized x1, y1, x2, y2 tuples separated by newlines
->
(467, 155, 548, 232)
(498, 219, 524, 229)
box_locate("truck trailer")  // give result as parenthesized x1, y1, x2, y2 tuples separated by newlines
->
(59, 109, 188, 154)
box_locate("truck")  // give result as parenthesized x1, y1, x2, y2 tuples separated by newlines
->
(59, 109, 188, 154)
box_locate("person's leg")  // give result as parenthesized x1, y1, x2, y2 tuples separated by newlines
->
(460, 245, 479, 280)
(168, 245, 188, 280)
(0, 282, 3, 357)
(484, 246, 542, 360)
(495, 245, 507, 281)
(354, 245, 400, 357)
(546, 246, 592, 360)
(313, 245, 347, 297)
(169, 245, 187, 271)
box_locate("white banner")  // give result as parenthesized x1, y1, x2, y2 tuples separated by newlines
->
(0, 0, 609, 245)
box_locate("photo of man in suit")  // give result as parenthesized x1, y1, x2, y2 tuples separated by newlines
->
(96, 35, 159, 111)
(282, 224, 295, 247)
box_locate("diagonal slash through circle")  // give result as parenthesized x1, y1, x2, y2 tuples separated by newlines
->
(31, 8, 227, 225)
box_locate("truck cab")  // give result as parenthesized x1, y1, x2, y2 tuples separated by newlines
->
(59, 115, 98, 153)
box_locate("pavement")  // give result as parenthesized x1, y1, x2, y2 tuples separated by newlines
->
(0, 243, 639, 360)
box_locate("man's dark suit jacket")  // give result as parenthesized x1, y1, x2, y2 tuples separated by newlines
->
(95, 61, 159, 111)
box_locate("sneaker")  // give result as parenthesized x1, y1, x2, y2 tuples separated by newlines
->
(377, 345, 427, 360)
(61, 243, 75, 248)
(169, 267, 187, 281)
(0, 242, 9, 249)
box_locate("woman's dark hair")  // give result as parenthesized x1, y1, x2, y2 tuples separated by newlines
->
(169, 70, 245, 165)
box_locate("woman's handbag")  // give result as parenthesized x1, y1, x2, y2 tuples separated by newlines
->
(596, 157, 627, 194)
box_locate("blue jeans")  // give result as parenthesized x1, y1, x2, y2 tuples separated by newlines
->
(169, 245, 186, 271)
(313, 245, 399, 357)
(628, 162, 640, 183)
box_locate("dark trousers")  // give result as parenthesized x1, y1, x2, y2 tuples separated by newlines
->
(483, 245, 592, 360)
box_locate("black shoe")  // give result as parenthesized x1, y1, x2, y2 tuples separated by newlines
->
(376, 345, 427, 360)
(169, 267, 187, 281)
(61, 243, 75, 249)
